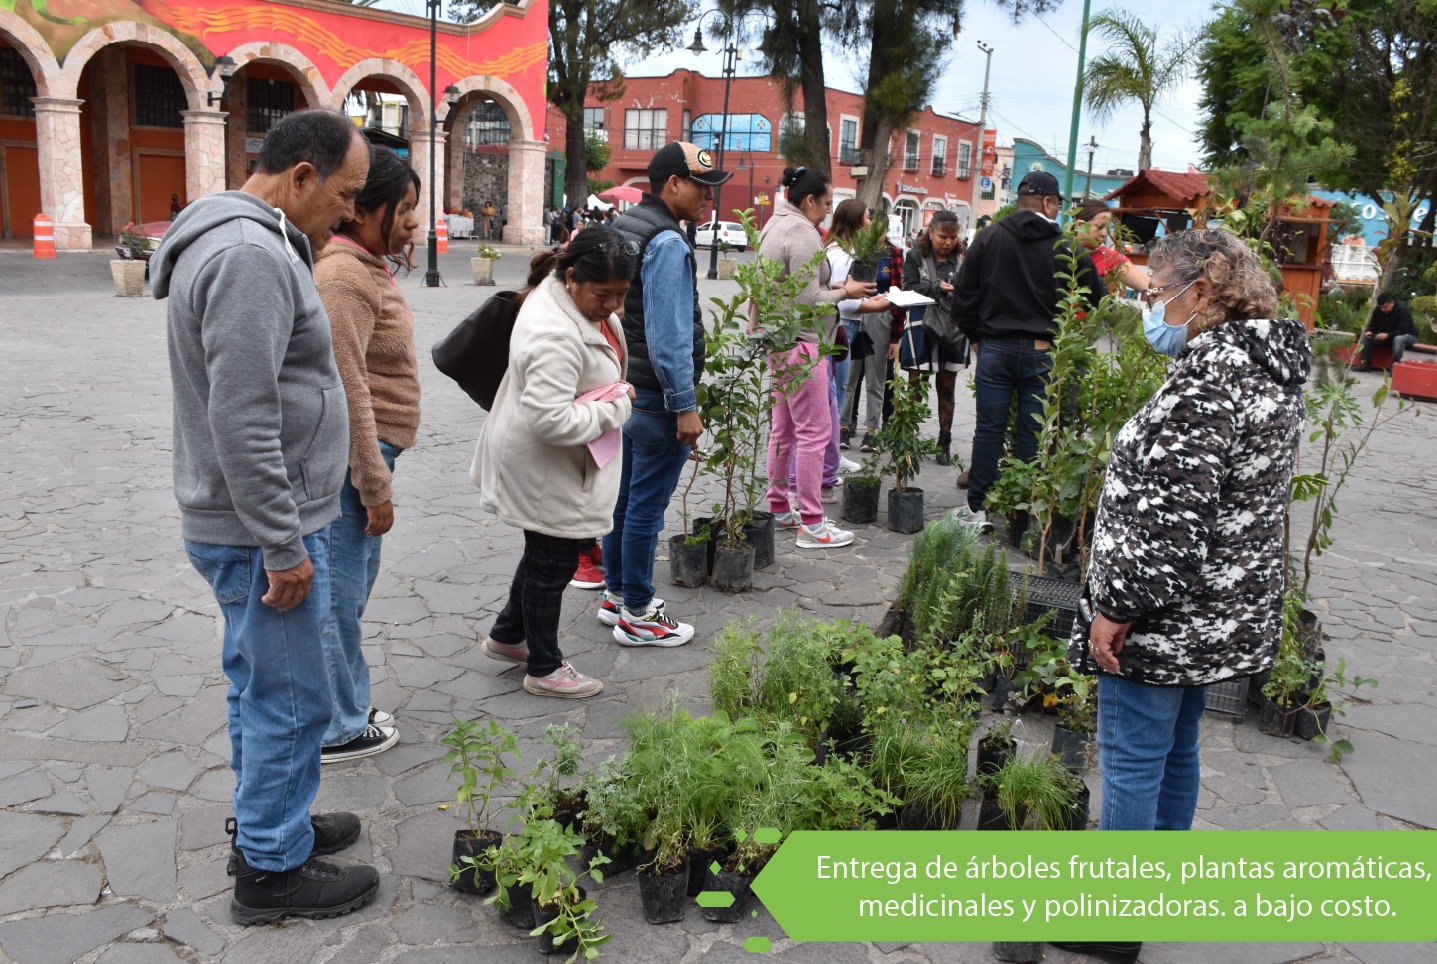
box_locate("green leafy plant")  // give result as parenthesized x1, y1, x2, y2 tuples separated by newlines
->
(118, 222, 153, 257)
(1055, 670, 1097, 736)
(476, 243, 502, 259)
(879, 376, 939, 493)
(840, 211, 891, 266)
(978, 750, 1083, 831)
(441, 718, 518, 839)
(902, 720, 976, 829)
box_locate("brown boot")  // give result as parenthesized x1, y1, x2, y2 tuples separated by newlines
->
(955, 469, 970, 489)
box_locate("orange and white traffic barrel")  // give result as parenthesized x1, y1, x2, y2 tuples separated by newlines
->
(435, 217, 449, 254)
(33, 214, 56, 259)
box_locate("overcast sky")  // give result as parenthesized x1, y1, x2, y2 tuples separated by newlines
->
(379, 0, 1218, 173)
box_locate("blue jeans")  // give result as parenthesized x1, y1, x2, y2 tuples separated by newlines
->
(320, 441, 401, 747)
(185, 531, 332, 871)
(603, 390, 691, 613)
(968, 339, 1053, 512)
(1096, 674, 1207, 830)
(835, 318, 859, 426)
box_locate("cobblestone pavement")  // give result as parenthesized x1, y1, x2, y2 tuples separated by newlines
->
(0, 247, 1433, 964)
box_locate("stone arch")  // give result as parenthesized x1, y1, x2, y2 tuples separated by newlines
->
(0, 10, 59, 96)
(223, 41, 329, 108)
(56, 21, 209, 107)
(438, 76, 534, 142)
(329, 58, 427, 126)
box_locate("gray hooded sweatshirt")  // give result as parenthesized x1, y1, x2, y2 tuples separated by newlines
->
(151, 191, 348, 571)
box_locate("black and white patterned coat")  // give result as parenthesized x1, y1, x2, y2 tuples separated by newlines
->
(1069, 317, 1311, 686)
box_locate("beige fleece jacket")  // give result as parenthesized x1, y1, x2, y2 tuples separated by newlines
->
(756, 197, 846, 342)
(314, 240, 421, 507)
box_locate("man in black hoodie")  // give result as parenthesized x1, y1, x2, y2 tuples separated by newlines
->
(950, 170, 1104, 531)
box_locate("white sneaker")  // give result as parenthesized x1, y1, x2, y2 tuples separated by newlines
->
(773, 510, 802, 530)
(949, 505, 994, 533)
(613, 605, 695, 647)
(598, 590, 664, 627)
(796, 519, 855, 549)
(838, 456, 862, 473)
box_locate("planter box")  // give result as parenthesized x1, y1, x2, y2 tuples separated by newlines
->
(471, 257, 495, 285)
(716, 257, 738, 281)
(110, 259, 147, 297)
(1393, 360, 1437, 402)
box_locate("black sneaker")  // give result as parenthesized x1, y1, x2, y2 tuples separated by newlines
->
(225, 813, 361, 871)
(1049, 942, 1142, 964)
(229, 848, 380, 926)
(936, 448, 952, 466)
(860, 434, 875, 453)
(839, 428, 852, 449)
(321, 723, 398, 764)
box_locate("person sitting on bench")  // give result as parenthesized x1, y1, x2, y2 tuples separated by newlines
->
(1355, 292, 1419, 370)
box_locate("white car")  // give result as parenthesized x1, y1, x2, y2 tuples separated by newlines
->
(695, 220, 748, 251)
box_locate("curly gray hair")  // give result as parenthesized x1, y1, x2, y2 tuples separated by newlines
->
(1148, 229, 1279, 328)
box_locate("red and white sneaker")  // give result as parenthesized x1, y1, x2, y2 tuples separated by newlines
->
(522, 661, 604, 699)
(613, 604, 695, 648)
(598, 591, 664, 627)
(480, 637, 528, 666)
(773, 510, 802, 530)
(796, 519, 855, 549)
(569, 545, 606, 590)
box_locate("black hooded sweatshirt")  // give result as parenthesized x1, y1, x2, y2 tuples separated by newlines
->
(951, 209, 1105, 342)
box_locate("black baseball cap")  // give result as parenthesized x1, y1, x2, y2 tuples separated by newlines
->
(647, 141, 734, 187)
(1017, 170, 1062, 196)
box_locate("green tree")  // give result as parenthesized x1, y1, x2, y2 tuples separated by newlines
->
(452, 0, 694, 207)
(1197, 0, 1437, 287)
(1081, 8, 1193, 172)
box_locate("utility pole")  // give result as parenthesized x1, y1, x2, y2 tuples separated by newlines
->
(1084, 136, 1097, 199)
(972, 41, 994, 218)
(1062, 0, 1094, 206)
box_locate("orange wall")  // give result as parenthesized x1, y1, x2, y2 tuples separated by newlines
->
(2, 145, 41, 238)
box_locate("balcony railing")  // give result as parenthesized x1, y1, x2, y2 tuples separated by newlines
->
(903, 155, 919, 172)
(839, 145, 860, 165)
(956, 164, 972, 180)
(931, 159, 947, 176)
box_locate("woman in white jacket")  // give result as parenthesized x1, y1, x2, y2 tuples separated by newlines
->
(471, 228, 637, 698)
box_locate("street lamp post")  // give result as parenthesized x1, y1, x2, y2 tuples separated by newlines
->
(422, 2, 458, 287)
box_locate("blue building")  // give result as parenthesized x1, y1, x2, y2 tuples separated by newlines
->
(1310, 189, 1433, 246)
(1011, 138, 1132, 201)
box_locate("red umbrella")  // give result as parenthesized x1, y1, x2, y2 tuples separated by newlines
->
(598, 185, 644, 204)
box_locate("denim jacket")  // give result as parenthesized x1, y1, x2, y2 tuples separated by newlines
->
(640, 231, 698, 413)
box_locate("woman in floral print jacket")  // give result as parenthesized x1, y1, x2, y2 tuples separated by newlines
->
(1069, 229, 1310, 839)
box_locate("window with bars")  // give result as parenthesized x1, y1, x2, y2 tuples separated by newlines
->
(1, 47, 36, 117)
(904, 130, 920, 171)
(932, 136, 947, 176)
(623, 108, 667, 150)
(246, 77, 295, 133)
(957, 142, 973, 179)
(839, 118, 858, 164)
(466, 101, 511, 147)
(134, 64, 186, 128)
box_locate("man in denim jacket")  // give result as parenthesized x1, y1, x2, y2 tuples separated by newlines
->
(599, 142, 731, 646)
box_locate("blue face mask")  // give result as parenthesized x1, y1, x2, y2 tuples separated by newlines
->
(1142, 280, 1195, 357)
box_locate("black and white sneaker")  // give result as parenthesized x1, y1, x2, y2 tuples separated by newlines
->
(367, 707, 394, 727)
(321, 724, 398, 764)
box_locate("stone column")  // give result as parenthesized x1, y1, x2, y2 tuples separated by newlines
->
(409, 128, 448, 238)
(182, 109, 229, 202)
(32, 97, 91, 250)
(504, 139, 546, 245)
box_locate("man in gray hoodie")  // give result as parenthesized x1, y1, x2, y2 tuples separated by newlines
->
(151, 109, 381, 925)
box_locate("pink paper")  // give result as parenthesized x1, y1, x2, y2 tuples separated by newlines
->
(575, 382, 630, 469)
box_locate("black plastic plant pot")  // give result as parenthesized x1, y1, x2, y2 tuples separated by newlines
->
(888, 487, 926, 534)
(1258, 698, 1297, 737)
(849, 261, 879, 283)
(993, 942, 1046, 962)
(898, 801, 958, 831)
(668, 534, 709, 588)
(1008, 511, 1029, 549)
(1051, 725, 1091, 772)
(450, 830, 501, 895)
(701, 866, 753, 923)
(842, 479, 881, 523)
(692, 516, 718, 573)
(990, 676, 1013, 713)
(743, 512, 776, 570)
(688, 845, 730, 897)
(501, 885, 537, 929)
(579, 837, 632, 877)
(976, 737, 1014, 780)
(533, 886, 585, 955)
(637, 860, 689, 924)
(1294, 702, 1332, 741)
(712, 543, 755, 593)
(977, 794, 1022, 831)
(1054, 782, 1092, 831)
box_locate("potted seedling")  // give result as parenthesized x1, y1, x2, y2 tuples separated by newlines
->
(898, 719, 975, 830)
(976, 749, 1079, 831)
(533, 723, 587, 828)
(882, 376, 939, 533)
(716, 236, 739, 280)
(1051, 669, 1096, 771)
(841, 449, 884, 524)
(472, 242, 501, 285)
(442, 718, 518, 895)
(1259, 653, 1312, 737)
(840, 212, 890, 282)
(111, 223, 151, 296)
(669, 456, 710, 587)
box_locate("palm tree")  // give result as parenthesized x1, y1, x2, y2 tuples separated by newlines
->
(1082, 9, 1193, 171)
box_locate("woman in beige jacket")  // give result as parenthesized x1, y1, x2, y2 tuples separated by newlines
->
(314, 146, 420, 763)
(471, 227, 637, 698)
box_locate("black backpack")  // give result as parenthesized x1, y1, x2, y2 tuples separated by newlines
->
(430, 290, 522, 411)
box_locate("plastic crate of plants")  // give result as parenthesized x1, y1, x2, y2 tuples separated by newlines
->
(1017, 574, 1082, 640)
(1204, 678, 1249, 723)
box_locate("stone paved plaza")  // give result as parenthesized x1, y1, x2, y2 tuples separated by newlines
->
(0, 247, 1434, 964)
